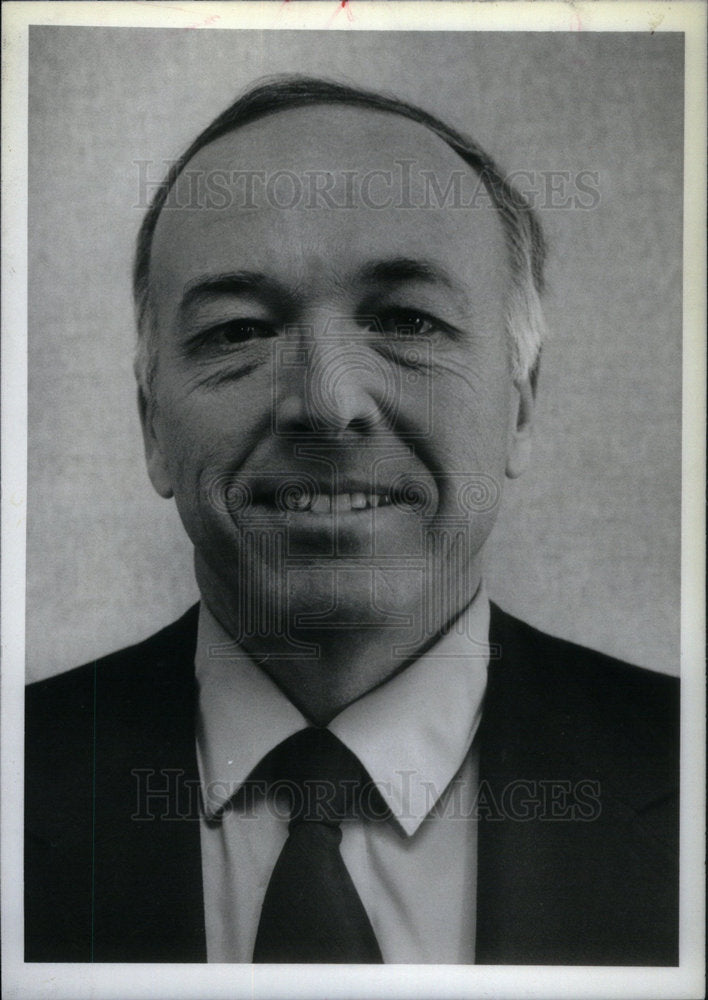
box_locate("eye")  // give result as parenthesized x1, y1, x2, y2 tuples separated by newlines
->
(205, 318, 276, 345)
(371, 309, 442, 338)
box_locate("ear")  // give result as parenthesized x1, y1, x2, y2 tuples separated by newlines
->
(137, 387, 174, 498)
(506, 371, 536, 479)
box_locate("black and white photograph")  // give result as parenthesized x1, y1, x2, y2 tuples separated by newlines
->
(2, 2, 705, 998)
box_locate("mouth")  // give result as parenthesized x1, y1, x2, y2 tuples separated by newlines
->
(217, 471, 434, 520)
(260, 486, 402, 514)
(221, 475, 432, 517)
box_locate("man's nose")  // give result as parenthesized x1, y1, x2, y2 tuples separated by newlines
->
(274, 317, 394, 436)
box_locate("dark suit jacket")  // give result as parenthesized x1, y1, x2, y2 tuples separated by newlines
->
(25, 604, 679, 964)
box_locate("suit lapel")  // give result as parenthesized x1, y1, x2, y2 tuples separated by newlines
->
(475, 605, 678, 965)
(91, 605, 207, 961)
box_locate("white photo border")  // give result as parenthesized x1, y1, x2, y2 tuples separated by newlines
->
(2, 2, 705, 998)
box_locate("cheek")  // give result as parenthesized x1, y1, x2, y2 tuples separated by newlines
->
(420, 350, 513, 467)
(154, 375, 267, 488)
(413, 350, 512, 531)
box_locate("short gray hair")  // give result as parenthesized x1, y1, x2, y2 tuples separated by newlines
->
(133, 75, 547, 397)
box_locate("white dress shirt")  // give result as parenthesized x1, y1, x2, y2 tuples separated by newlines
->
(195, 588, 490, 963)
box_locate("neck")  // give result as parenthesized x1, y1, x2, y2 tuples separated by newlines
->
(196, 555, 482, 725)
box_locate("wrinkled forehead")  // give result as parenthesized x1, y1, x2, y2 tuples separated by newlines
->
(150, 104, 510, 312)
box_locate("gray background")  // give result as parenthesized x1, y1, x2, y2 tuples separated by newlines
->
(27, 27, 683, 681)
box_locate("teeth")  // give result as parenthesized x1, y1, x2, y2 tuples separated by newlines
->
(310, 493, 331, 514)
(280, 491, 393, 512)
(331, 493, 347, 513)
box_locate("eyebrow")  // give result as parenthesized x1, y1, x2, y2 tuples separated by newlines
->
(358, 257, 468, 297)
(179, 271, 294, 315)
(179, 257, 468, 317)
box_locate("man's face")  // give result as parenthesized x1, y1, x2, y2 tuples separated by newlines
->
(144, 105, 532, 650)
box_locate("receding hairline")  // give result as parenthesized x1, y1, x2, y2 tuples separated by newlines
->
(149, 100, 501, 255)
(150, 101, 510, 263)
(136, 77, 534, 286)
(166, 98, 487, 167)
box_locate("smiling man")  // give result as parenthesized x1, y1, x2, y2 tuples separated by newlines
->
(25, 77, 679, 966)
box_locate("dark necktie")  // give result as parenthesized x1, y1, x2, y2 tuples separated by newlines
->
(252, 727, 385, 963)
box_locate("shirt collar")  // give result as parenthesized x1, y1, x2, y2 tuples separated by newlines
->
(195, 589, 489, 835)
(195, 610, 307, 819)
(329, 588, 489, 834)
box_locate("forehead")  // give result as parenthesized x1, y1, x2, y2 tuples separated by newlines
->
(150, 104, 509, 314)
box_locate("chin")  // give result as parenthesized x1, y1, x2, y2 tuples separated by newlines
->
(288, 565, 421, 630)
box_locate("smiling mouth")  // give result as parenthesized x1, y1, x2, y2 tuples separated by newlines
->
(267, 489, 397, 514)
(219, 474, 432, 517)
(239, 482, 429, 515)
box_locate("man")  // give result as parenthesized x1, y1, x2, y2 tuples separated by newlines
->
(25, 76, 679, 965)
